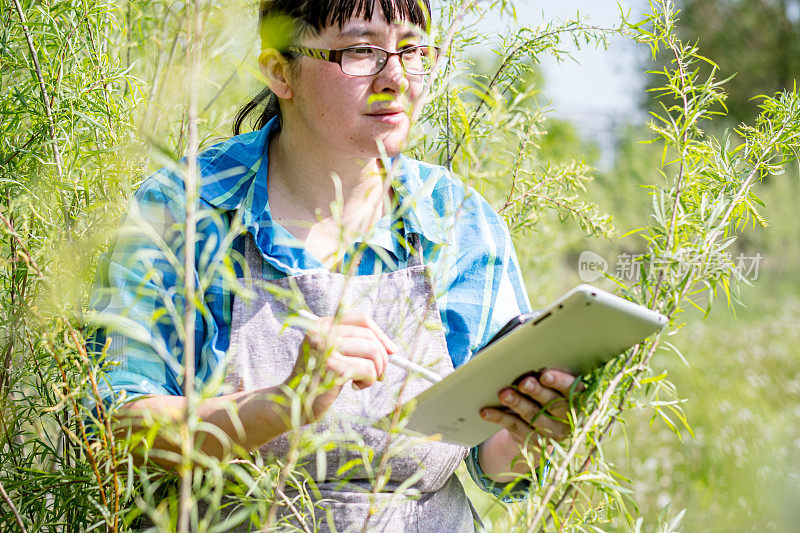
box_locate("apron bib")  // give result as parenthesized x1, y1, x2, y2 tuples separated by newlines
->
(220, 233, 477, 532)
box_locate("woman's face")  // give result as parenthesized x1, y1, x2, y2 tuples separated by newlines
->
(280, 9, 426, 158)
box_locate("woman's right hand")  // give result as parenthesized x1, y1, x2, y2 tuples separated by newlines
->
(284, 312, 398, 423)
(115, 315, 396, 466)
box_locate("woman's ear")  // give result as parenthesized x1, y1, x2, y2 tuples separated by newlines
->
(259, 49, 293, 100)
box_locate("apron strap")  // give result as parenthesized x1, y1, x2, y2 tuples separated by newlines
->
(244, 231, 263, 278)
(407, 232, 425, 268)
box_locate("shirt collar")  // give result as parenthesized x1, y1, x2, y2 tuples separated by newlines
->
(196, 117, 448, 247)
(385, 154, 448, 246)
(197, 119, 276, 211)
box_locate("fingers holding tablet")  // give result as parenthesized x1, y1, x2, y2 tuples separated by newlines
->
(479, 369, 584, 444)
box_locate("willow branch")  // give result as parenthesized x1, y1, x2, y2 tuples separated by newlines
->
(178, 0, 202, 531)
(11, 0, 64, 179)
(525, 348, 640, 533)
(0, 479, 27, 533)
(649, 33, 693, 310)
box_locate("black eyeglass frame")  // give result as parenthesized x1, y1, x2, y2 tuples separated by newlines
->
(286, 44, 441, 76)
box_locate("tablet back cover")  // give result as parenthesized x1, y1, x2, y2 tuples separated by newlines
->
(398, 285, 667, 447)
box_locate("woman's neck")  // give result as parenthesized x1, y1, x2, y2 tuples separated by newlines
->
(267, 127, 391, 236)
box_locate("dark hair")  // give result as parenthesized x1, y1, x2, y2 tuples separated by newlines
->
(232, 0, 432, 136)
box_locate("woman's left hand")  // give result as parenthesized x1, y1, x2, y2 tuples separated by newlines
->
(480, 369, 578, 442)
(477, 369, 581, 481)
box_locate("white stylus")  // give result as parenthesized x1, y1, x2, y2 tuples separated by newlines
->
(296, 309, 442, 384)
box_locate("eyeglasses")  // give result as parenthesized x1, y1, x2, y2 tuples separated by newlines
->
(287, 44, 440, 76)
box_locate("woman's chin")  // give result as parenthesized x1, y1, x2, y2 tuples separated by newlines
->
(372, 130, 410, 157)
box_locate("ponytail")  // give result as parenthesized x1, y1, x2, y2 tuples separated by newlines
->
(232, 86, 281, 136)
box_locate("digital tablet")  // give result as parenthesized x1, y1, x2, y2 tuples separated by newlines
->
(398, 284, 668, 447)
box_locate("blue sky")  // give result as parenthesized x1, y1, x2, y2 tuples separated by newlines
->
(470, 0, 650, 163)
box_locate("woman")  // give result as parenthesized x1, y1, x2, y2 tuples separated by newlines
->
(93, 0, 578, 530)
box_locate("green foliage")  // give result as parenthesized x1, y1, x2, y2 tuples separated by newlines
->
(1, 1, 141, 530)
(646, 0, 800, 124)
(1, 0, 798, 531)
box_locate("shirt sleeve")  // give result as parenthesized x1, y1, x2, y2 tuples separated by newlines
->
(435, 181, 536, 500)
(433, 183, 533, 369)
(86, 169, 202, 413)
(459, 207, 535, 500)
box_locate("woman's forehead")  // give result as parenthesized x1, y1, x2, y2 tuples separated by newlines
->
(334, 17, 424, 40)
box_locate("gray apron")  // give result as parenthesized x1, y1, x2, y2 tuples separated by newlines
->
(219, 232, 478, 532)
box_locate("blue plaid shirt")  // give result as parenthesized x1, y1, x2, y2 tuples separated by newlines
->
(89, 117, 533, 500)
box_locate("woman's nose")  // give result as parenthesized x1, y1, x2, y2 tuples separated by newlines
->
(373, 54, 409, 94)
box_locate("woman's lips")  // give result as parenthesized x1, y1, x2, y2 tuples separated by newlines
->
(366, 110, 406, 124)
